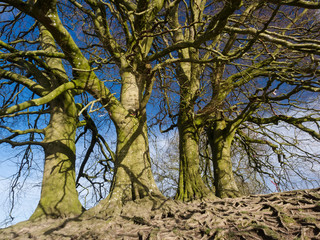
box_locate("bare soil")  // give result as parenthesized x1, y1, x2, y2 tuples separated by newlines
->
(1, 188, 319, 240)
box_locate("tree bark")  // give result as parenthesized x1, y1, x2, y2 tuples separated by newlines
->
(87, 114, 164, 216)
(30, 93, 83, 219)
(112, 116, 162, 202)
(207, 119, 241, 198)
(87, 70, 163, 216)
(175, 111, 213, 201)
(112, 69, 162, 201)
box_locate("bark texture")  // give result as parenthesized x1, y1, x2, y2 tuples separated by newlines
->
(114, 68, 162, 198)
(207, 119, 241, 198)
(30, 93, 83, 219)
(30, 25, 83, 219)
(87, 70, 163, 216)
(167, 1, 214, 201)
(110, 116, 163, 202)
(175, 111, 213, 201)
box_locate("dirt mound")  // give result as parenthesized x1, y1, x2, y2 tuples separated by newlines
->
(1, 188, 319, 239)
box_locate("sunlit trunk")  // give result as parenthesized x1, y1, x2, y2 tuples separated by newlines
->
(112, 70, 162, 201)
(88, 70, 163, 215)
(30, 93, 83, 219)
(110, 116, 162, 203)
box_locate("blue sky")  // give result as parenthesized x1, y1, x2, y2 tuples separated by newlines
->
(0, 144, 42, 227)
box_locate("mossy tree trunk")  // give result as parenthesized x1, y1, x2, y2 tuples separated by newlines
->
(207, 119, 240, 198)
(109, 115, 162, 203)
(167, 0, 259, 200)
(173, 56, 213, 201)
(30, 26, 83, 220)
(88, 69, 164, 215)
(175, 111, 213, 201)
(107, 68, 162, 203)
(168, 2, 213, 201)
(112, 67, 163, 200)
(173, 58, 213, 202)
(30, 93, 83, 219)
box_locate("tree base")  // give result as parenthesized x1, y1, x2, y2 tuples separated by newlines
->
(216, 188, 241, 198)
(84, 192, 167, 218)
(29, 204, 84, 221)
(175, 189, 217, 202)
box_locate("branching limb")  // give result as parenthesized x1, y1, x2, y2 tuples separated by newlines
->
(0, 81, 77, 116)
(0, 137, 44, 148)
(265, 0, 320, 9)
(76, 109, 115, 186)
(0, 110, 50, 119)
(249, 115, 320, 140)
(0, 69, 47, 96)
(0, 126, 44, 135)
(0, 50, 65, 59)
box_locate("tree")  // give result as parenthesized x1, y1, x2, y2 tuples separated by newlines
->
(202, 2, 320, 197)
(0, 0, 174, 216)
(30, 25, 84, 219)
(164, 0, 219, 201)
(197, 1, 320, 197)
(0, 19, 84, 218)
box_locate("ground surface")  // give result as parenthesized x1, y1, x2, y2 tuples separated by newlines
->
(0, 188, 319, 239)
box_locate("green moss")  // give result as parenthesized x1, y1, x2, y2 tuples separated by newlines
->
(294, 237, 310, 240)
(205, 228, 211, 235)
(282, 214, 296, 224)
(149, 227, 160, 238)
(252, 224, 279, 240)
(172, 227, 182, 236)
(303, 217, 316, 223)
(175, 117, 212, 201)
(240, 211, 249, 214)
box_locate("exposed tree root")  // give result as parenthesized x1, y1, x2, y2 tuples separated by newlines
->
(1, 188, 319, 239)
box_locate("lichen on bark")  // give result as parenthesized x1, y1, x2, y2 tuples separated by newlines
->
(175, 111, 214, 201)
(30, 25, 83, 220)
(30, 93, 83, 220)
(207, 119, 241, 198)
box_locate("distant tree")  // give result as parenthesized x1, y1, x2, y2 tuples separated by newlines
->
(151, 132, 179, 198)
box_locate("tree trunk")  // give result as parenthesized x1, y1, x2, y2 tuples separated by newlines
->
(111, 116, 162, 202)
(207, 120, 240, 198)
(87, 69, 163, 216)
(30, 92, 83, 219)
(113, 69, 162, 201)
(88, 115, 164, 216)
(175, 112, 213, 201)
